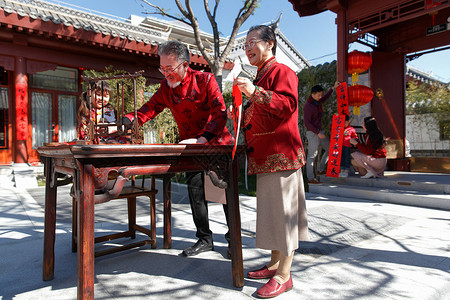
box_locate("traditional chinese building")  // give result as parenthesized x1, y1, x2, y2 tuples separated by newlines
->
(0, 0, 231, 165)
(405, 65, 449, 160)
(288, 0, 450, 171)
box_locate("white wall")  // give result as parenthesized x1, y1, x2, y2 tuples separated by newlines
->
(406, 113, 449, 152)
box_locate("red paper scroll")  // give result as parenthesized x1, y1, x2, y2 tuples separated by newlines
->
(337, 82, 349, 117)
(326, 114, 345, 178)
(15, 83, 28, 140)
(232, 82, 242, 160)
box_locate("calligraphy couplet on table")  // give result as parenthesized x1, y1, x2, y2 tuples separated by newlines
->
(232, 82, 242, 160)
(326, 114, 345, 178)
(337, 82, 349, 117)
(15, 83, 28, 140)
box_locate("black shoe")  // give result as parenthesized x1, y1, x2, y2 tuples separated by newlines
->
(181, 240, 214, 257)
(226, 248, 232, 260)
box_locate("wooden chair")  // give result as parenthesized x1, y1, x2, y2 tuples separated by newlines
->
(72, 176, 157, 257)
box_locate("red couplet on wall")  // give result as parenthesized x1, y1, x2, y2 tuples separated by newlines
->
(326, 114, 345, 178)
(15, 83, 28, 141)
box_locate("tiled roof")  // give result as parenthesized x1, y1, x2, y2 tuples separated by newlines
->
(0, 0, 165, 45)
(406, 65, 449, 86)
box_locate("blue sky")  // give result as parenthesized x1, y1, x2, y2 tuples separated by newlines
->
(47, 0, 449, 82)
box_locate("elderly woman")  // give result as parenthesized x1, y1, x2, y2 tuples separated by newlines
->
(232, 25, 309, 298)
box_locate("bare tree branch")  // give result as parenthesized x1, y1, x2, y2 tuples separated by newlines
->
(203, 0, 220, 61)
(180, 0, 214, 67)
(175, 0, 189, 17)
(212, 0, 219, 18)
(216, 0, 259, 68)
(140, 0, 260, 87)
(140, 0, 191, 26)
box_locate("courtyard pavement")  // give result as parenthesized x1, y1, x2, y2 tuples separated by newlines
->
(1, 178, 449, 299)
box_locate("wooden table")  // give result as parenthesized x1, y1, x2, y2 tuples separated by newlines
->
(38, 144, 244, 299)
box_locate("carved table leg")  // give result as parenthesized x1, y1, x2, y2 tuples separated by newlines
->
(226, 157, 244, 288)
(77, 164, 95, 299)
(163, 175, 172, 249)
(43, 156, 57, 281)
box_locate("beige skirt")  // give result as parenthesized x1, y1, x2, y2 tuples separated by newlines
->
(256, 168, 309, 256)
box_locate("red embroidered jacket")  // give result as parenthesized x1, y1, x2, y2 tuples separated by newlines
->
(356, 134, 387, 158)
(126, 68, 233, 145)
(243, 57, 306, 175)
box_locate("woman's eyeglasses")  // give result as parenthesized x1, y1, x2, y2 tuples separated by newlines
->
(158, 61, 185, 74)
(243, 40, 263, 51)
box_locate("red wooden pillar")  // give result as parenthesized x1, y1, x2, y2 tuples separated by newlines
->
(14, 57, 28, 163)
(335, 9, 347, 83)
(371, 50, 409, 170)
(371, 51, 405, 142)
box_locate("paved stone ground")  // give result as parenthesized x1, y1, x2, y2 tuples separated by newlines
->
(1, 180, 449, 299)
(299, 204, 412, 256)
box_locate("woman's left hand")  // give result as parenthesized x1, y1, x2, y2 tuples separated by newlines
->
(349, 138, 358, 145)
(226, 105, 233, 119)
(234, 77, 255, 97)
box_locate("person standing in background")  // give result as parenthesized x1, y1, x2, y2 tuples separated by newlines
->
(303, 81, 339, 184)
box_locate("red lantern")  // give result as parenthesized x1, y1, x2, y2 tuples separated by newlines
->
(348, 85, 374, 115)
(348, 50, 372, 84)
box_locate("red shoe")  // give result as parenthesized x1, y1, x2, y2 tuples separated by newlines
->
(256, 275, 293, 298)
(308, 178, 323, 185)
(248, 265, 277, 279)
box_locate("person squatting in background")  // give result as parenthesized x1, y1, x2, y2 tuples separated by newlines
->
(350, 116, 387, 179)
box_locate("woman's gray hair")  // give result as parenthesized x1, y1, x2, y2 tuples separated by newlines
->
(157, 40, 191, 64)
(248, 25, 277, 55)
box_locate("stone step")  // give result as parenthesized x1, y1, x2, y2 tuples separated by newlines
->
(13, 166, 38, 188)
(0, 174, 15, 187)
(309, 183, 450, 210)
(0, 166, 14, 187)
(0, 166, 13, 175)
(318, 173, 449, 194)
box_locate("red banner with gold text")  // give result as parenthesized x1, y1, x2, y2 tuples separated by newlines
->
(15, 83, 28, 140)
(337, 82, 349, 117)
(326, 114, 345, 177)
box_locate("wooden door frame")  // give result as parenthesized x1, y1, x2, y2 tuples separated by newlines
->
(0, 70, 13, 164)
(27, 88, 79, 163)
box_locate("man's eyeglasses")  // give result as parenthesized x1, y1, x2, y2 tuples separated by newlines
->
(243, 40, 263, 51)
(158, 61, 185, 74)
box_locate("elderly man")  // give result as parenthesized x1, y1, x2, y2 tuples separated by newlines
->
(123, 40, 234, 257)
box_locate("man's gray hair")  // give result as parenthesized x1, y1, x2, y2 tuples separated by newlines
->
(157, 40, 191, 64)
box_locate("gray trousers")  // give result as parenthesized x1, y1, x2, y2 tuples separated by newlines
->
(306, 130, 330, 180)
